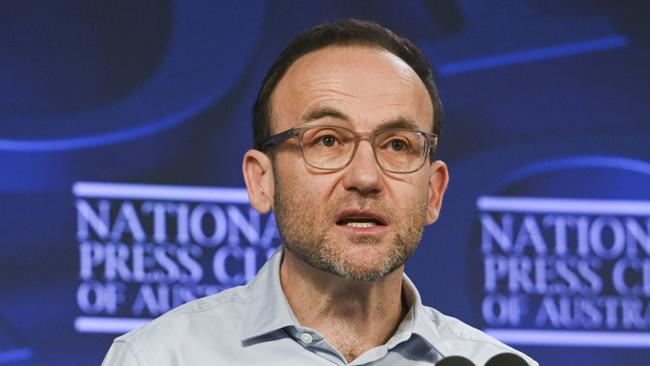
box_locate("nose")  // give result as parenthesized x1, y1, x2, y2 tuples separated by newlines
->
(341, 139, 384, 195)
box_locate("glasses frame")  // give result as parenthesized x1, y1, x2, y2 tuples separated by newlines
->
(259, 125, 438, 174)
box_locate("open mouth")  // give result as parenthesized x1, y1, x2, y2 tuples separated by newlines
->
(335, 211, 388, 229)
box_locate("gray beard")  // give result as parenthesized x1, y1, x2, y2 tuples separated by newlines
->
(273, 176, 426, 281)
(282, 228, 421, 281)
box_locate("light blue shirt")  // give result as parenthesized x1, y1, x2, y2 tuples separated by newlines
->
(102, 249, 537, 365)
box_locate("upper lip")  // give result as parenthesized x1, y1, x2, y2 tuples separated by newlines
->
(335, 209, 388, 226)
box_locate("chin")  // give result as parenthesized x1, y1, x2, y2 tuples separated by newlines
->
(334, 266, 399, 282)
(331, 256, 404, 281)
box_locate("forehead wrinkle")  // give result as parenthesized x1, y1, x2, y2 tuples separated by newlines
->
(293, 78, 358, 102)
(288, 72, 360, 118)
(301, 105, 350, 124)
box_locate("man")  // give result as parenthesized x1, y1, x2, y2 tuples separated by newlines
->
(102, 19, 538, 365)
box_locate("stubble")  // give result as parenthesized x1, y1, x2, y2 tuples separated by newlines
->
(273, 175, 428, 281)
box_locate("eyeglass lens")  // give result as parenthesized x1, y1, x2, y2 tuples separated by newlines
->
(300, 126, 428, 172)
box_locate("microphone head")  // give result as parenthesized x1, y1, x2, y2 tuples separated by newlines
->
(436, 355, 476, 366)
(485, 352, 528, 366)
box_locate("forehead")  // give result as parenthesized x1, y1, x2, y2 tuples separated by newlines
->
(269, 45, 433, 133)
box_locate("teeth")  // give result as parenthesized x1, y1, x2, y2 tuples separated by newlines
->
(347, 222, 377, 228)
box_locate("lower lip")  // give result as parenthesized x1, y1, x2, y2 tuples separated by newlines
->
(335, 223, 389, 235)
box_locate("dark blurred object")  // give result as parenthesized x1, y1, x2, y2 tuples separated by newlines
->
(437, 355, 476, 366)
(485, 353, 528, 366)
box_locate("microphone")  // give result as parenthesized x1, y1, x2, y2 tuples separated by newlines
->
(484, 352, 528, 366)
(436, 356, 476, 366)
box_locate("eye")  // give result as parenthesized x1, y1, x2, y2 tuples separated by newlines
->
(387, 138, 408, 151)
(318, 134, 338, 147)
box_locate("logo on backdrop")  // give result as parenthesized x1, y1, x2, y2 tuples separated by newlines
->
(479, 197, 650, 329)
(72, 182, 281, 334)
(473, 157, 650, 347)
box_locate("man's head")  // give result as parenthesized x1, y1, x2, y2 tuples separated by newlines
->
(243, 19, 448, 281)
(252, 19, 444, 152)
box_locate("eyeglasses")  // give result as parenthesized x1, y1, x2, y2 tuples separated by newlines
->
(259, 125, 438, 174)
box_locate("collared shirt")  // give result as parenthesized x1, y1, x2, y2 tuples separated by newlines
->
(102, 249, 538, 365)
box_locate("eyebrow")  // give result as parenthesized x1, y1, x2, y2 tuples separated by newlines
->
(302, 107, 350, 123)
(374, 117, 420, 131)
(301, 107, 422, 131)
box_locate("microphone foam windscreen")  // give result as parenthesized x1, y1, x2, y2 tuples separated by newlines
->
(436, 355, 476, 366)
(484, 353, 528, 366)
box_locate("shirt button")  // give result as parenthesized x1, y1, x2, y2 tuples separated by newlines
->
(300, 332, 314, 344)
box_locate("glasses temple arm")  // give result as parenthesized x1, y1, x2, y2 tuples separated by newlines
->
(260, 128, 300, 151)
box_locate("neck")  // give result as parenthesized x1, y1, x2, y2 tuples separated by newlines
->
(279, 249, 408, 362)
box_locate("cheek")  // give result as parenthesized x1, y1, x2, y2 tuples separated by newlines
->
(389, 174, 428, 201)
(275, 159, 333, 203)
(276, 157, 307, 187)
(387, 178, 430, 219)
(276, 152, 340, 188)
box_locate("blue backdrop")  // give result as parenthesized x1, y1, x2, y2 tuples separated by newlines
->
(1, 1, 648, 365)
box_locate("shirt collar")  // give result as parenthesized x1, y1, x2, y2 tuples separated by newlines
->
(401, 273, 450, 357)
(241, 248, 298, 341)
(241, 247, 451, 358)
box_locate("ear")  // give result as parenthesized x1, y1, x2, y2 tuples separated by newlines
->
(242, 149, 275, 214)
(426, 160, 449, 224)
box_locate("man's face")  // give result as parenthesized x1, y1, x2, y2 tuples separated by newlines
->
(267, 45, 447, 281)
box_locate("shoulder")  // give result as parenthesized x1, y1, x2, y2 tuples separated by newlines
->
(422, 306, 538, 366)
(107, 285, 250, 364)
(424, 306, 506, 349)
(120, 284, 248, 343)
